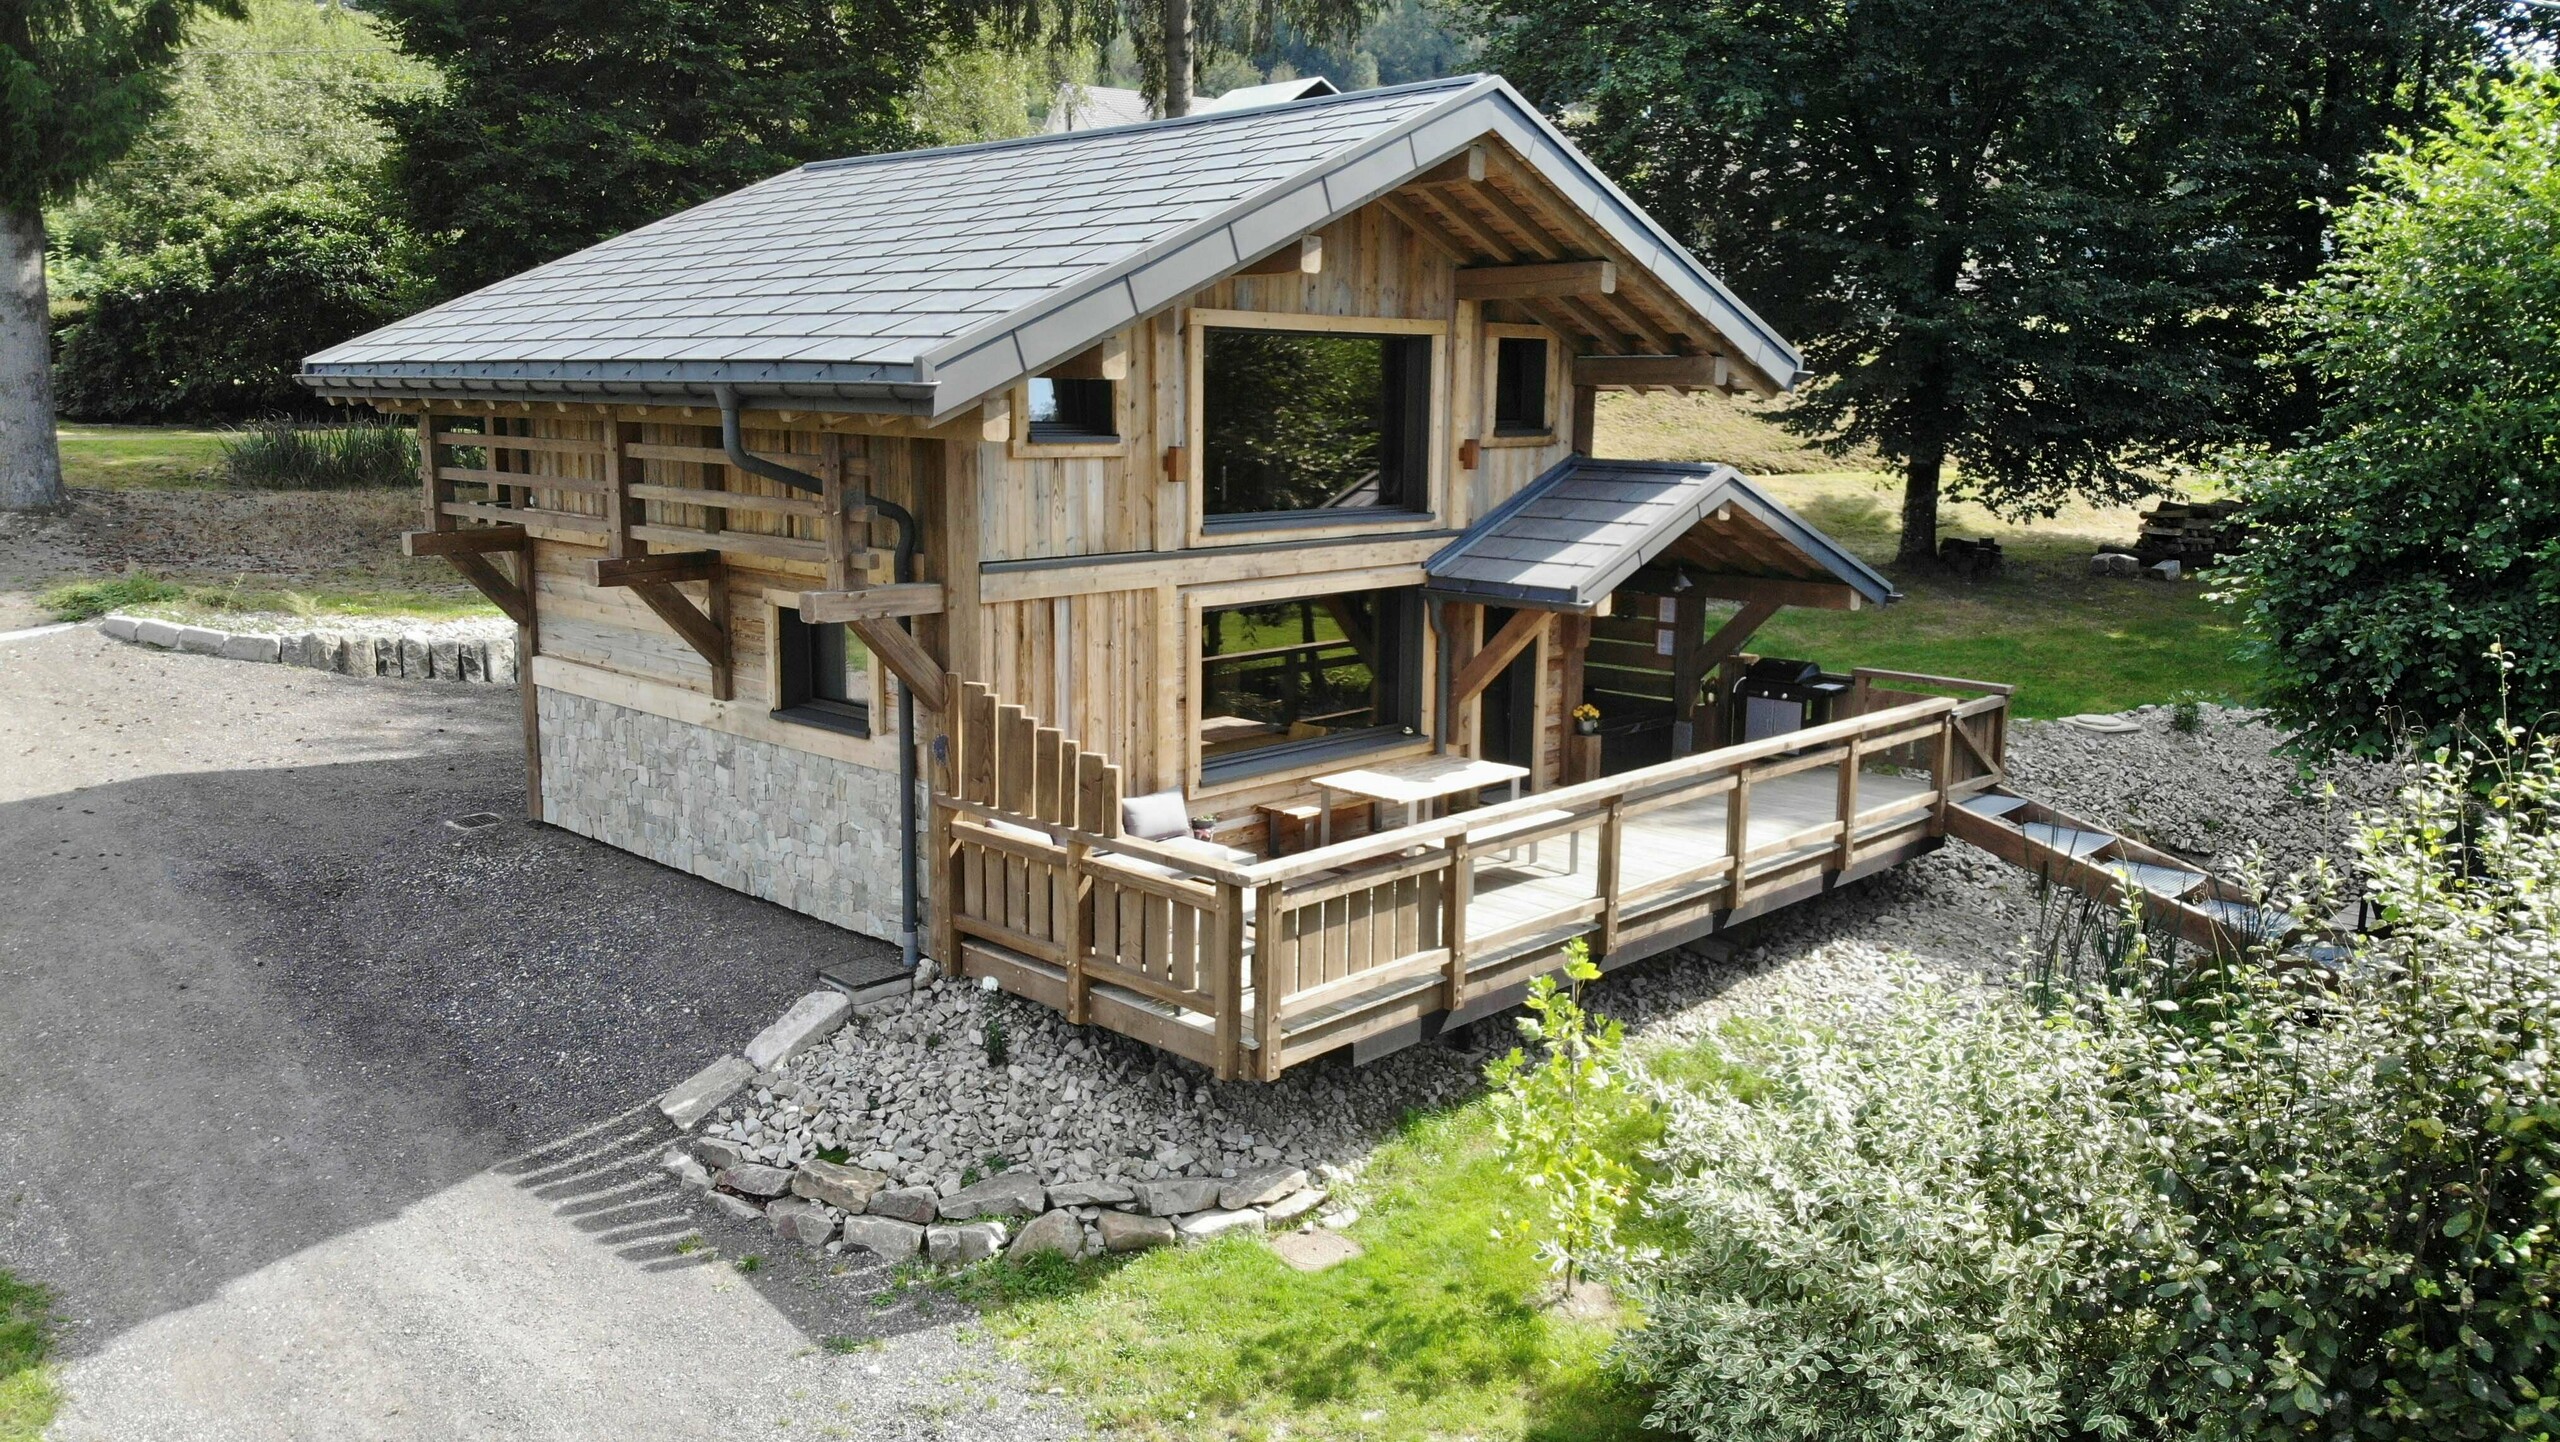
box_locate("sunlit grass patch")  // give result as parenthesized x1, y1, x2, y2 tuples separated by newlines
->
(0, 1271, 59, 1442)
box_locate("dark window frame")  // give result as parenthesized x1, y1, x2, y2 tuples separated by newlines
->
(772, 605, 872, 738)
(1492, 335, 1552, 437)
(1196, 585, 1425, 785)
(1024, 376, 1119, 445)
(1198, 326, 1436, 531)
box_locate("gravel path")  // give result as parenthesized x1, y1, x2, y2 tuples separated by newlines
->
(0, 627, 1079, 1442)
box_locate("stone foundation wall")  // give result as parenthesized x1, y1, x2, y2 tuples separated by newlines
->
(537, 687, 917, 941)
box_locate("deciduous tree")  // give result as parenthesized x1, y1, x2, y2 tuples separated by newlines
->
(1, 0, 227, 510)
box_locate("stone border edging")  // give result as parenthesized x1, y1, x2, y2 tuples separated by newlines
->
(95, 613, 517, 684)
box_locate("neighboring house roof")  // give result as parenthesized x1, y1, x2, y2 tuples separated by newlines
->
(1043, 76, 1340, 133)
(1424, 458, 1897, 612)
(301, 75, 1801, 421)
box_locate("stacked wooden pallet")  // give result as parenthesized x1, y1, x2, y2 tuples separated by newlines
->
(2135, 499, 2245, 568)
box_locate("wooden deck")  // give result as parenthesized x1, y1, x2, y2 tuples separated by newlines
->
(932, 669, 2011, 1080)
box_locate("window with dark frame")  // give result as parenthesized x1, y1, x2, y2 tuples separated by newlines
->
(1026, 376, 1118, 443)
(1200, 327, 1433, 524)
(1197, 586, 1422, 779)
(773, 605, 872, 737)
(1493, 336, 1551, 436)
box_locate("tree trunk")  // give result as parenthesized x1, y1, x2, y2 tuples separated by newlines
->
(1161, 0, 1193, 117)
(0, 205, 65, 512)
(1897, 440, 1943, 569)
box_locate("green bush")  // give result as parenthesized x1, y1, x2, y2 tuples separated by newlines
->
(1614, 732, 2560, 1442)
(53, 187, 414, 423)
(2220, 71, 2560, 757)
(220, 417, 416, 489)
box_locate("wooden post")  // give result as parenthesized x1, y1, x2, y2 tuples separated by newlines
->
(1249, 883, 1280, 1081)
(1725, 767, 1754, 910)
(605, 419, 643, 559)
(1441, 836, 1473, 1010)
(1930, 715, 1956, 836)
(1596, 797, 1624, 958)
(515, 537, 542, 822)
(1834, 736, 1861, 870)
(932, 670, 965, 976)
(1669, 589, 1709, 755)
(420, 414, 454, 532)
(1570, 383, 1598, 456)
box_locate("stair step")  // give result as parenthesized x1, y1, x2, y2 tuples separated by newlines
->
(2199, 898, 2297, 941)
(2021, 821, 2115, 859)
(1959, 793, 2032, 819)
(2105, 859, 2208, 898)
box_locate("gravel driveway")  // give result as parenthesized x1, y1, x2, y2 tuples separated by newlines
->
(0, 626, 1083, 1440)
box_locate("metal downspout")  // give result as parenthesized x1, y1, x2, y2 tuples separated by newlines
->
(714, 386, 926, 974)
(1429, 597, 1452, 756)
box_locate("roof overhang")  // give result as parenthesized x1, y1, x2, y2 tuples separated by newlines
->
(1424, 458, 1897, 614)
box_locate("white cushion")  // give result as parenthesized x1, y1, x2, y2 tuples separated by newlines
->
(1121, 789, 1191, 841)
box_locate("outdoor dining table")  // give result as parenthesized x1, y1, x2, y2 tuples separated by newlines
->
(1311, 753, 1530, 847)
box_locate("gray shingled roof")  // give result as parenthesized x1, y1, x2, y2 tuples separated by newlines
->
(300, 75, 1800, 420)
(1424, 458, 1897, 611)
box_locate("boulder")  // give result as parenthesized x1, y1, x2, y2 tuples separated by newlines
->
(768, 1197, 835, 1248)
(838, 1215, 925, 1260)
(1096, 1210, 1177, 1254)
(1219, 1167, 1306, 1211)
(938, 1171, 1046, 1221)
(2145, 559, 2183, 582)
(1137, 1177, 1223, 1217)
(689, 1137, 746, 1172)
(657, 1055, 755, 1130)
(1047, 1180, 1136, 1208)
(792, 1158, 891, 1213)
(707, 1191, 764, 1222)
(1262, 1188, 1328, 1227)
(866, 1187, 940, 1226)
(219, 633, 280, 664)
(716, 1163, 793, 1199)
(926, 1222, 1007, 1265)
(2089, 551, 2142, 578)
(659, 1148, 711, 1190)
(743, 991, 853, 1071)
(1005, 1208, 1083, 1263)
(1176, 1208, 1266, 1242)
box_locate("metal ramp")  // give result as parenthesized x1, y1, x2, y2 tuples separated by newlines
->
(1944, 787, 2307, 955)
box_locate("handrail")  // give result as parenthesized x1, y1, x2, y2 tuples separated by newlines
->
(1850, 666, 2017, 698)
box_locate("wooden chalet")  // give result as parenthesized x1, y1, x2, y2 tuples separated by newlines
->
(301, 76, 2016, 1080)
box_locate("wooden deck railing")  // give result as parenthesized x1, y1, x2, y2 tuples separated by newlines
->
(934, 671, 2011, 1081)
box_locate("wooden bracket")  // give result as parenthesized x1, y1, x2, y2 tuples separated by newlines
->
(1240, 235, 1323, 276)
(1450, 607, 1550, 703)
(797, 582, 945, 623)
(404, 527, 530, 626)
(584, 550, 717, 587)
(1162, 445, 1187, 483)
(629, 581, 733, 700)
(1458, 437, 1481, 470)
(851, 618, 948, 713)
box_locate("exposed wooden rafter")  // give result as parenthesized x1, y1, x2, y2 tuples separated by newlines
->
(1574, 353, 1732, 389)
(1454, 259, 1615, 301)
(1239, 234, 1323, 277)
(796, 582, 945, 623)
(851, 618, 949, 713)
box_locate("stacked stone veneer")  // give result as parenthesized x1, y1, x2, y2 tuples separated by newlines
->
(537, 688, 916, 940)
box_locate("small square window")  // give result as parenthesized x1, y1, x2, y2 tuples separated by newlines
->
(774, 606, 871, 736)
(1026, 377, 1118, 443)
(1493, 337, 1550, 436)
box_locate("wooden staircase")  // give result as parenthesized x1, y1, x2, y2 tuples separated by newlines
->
(1943, 788, 2318, 956)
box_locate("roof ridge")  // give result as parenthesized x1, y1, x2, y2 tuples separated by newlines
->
(800, 74, 1488, 175)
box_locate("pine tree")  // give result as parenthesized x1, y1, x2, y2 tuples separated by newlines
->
(1, 0, 226, 510)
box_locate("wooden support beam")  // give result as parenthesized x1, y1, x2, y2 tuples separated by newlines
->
(629, 580, 732, 700)
(1698, 599, 1780, 671)
(822, 432, 863, 592)
(1573, 353, 1730, 389)
(1372, 191, 1477, 263)
(1041, 332, 1132, 380)
(1412, 143, 1488, 187)
(1686, 574, 1864, 611)
(402, 525, 526, 558)
(850, 617, 948, 713)
(1455, 259, 1615, 301)
(1449, 607, 1549, 704)
(444, 552, 530, 628)
(795, 582, 946, 623)
(1239, 234, 1322, 276)
(584, 550, 718, 587)
(1570, 384, 1598, 455)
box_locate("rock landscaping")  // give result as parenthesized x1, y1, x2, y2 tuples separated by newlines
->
(94, 610, 516, 683)
(656, 704, 2395, 1272)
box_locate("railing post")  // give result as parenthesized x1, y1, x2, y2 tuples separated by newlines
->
(420, 414, 454, 532)
(1442, 836, 1473, 1011)
(1065, 841, 1092, 1025)
(1596, 797, 1624, 959)
(1248, 882, 1279, 1081)
(1931, 714, 1956, 835)
(1726, 766, 1754, 910)
(1834, 734, 1861, 871)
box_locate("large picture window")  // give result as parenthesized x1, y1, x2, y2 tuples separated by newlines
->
(1198, 587, 1422, 779)
(773, 606, 872, 737)
(1200, 327, 1432, 525)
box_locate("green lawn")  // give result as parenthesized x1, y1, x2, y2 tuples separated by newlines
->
(965, 1034, 1768, 1442)
(0, 1272, 58, 1442)
(37, 573, 498, 625)
(57, 423, 230, 490)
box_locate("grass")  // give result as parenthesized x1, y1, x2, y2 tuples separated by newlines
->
(219, 418, 416, 490)
(1592, 394, 2260, 717)
(36, 572, 498, 625)
(56, 423, 230, 490)
(0, 1271, 60, 1442)
(968, 1103, 1665, 1441)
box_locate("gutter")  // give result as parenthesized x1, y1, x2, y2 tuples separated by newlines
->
(713, 385, 927, 977)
